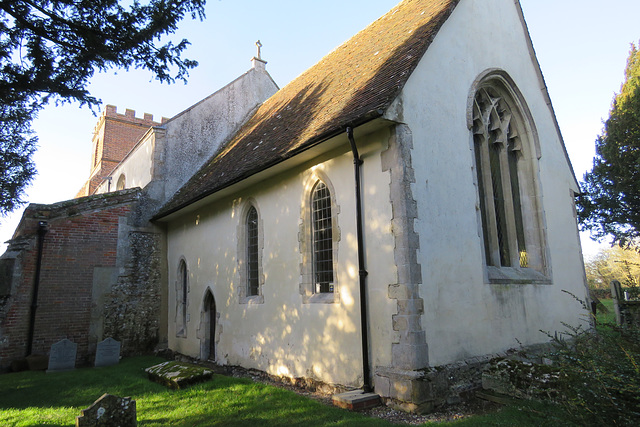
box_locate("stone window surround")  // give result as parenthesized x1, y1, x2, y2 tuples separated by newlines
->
(237, 198, 265, 304)
(467, 69, 551, 285)
(299, 171, 341, 304)
(311, 181, 335, 293)
(176, 258, 189, 337)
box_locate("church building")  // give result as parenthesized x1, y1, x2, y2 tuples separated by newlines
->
(1, 0, 589, 411)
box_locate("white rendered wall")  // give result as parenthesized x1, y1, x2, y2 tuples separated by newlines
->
(393, 0, 587, 366)
(166, 129, 397, 387)
(162, 67, 278, 201)
(95, 66, 278, 202)
(95, 130, 158, 194)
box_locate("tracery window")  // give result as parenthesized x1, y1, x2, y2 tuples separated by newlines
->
(473, 87, 527, 268)
(471, 74, 548, 283)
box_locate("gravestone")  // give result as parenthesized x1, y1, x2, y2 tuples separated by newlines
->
(94, 337, 121, 367)
(47, 339, 77, 372)
(611, 280, 623, 325)
(76, 393, 136, 427)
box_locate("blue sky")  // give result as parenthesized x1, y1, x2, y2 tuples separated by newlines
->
(2, 0, 640, 258)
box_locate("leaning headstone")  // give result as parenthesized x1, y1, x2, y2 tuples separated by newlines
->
(47, 339, 77, 373)
(76, 393, 136, 427)
(611, 280, 624, 325)
(94, 338, 121, 367)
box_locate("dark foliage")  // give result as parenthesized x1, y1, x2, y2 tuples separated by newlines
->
(0, 102, 37, 214)
(578, 43, 640, 247)
(549, 322, 640, 426)
(0, 0, 205, 216)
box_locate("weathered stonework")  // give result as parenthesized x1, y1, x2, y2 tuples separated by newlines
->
(0, 238, 31, 368)
(103, 230, 162, 355)
(377, 124, 430, 407)
(482, 358, 563, 400)
(0, 189, 165, 370)
(376, 344, 554, 413)
(76, 393, 136, 427)
(145, 361, 213, 389)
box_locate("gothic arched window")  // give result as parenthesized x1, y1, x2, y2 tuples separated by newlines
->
(471, 74, 548, 283)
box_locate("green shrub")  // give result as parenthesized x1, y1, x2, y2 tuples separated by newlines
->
(547, 321, 640, 425)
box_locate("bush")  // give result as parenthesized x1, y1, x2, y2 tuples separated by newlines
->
(590, 288, 612, 300)
(547, 321, 640, 426)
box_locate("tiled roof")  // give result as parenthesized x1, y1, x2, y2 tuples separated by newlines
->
(156, 0, 460, 218)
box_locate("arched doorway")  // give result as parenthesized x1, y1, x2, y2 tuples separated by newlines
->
(201, 290, 216, 361)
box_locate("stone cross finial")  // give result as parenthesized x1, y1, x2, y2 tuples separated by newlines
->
(256, 40, 262, 59)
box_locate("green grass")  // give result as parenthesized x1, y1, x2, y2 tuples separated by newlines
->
(0, 356, 393, 426)
(598, 298, 616, 324)
(0, 356, 573, 426)
(593, 297, 617, 329)
(0, 301, 625, 426)
(445, 402, 579, 427)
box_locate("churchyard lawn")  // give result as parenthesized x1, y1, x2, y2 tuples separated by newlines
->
(0, 355, 575, 426)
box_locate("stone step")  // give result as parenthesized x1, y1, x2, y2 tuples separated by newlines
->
(332, 390, 381, 411)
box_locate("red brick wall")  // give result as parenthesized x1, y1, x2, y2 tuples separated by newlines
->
(0, 192, 138, 368)
(77, 105, 163, 197)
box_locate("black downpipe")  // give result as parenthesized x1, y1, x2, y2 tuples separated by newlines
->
(26, 221, 48, 356)
(347, 127, 371, 392)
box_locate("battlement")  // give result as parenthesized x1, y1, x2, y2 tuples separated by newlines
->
(78, 105, 169, 198)
(103, 104, 168, 127)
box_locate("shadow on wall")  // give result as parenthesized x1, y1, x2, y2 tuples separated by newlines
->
(178, 171, 395, 386)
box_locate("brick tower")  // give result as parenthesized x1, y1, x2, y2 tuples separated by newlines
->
(76, 105, 163, 197)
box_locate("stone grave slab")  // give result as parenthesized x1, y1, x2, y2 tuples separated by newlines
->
(145, 361, 213, 389)
(76, 393, 136, 427)
(47, 339, 77, 373)
(95, 337, 121, 367)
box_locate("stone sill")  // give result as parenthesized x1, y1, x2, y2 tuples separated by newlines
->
(487, 266, 551, 285)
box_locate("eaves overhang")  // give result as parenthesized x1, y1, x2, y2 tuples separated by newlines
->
(152, 116, 394, 222)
